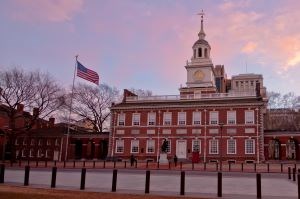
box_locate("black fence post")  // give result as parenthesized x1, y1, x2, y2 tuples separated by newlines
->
(124, 161, 127, 169)
(241, 163, 244, 172)
(293, 168, 296, 182)
(24, 165, 30, 186)
(146, 160, 149, 169)
(180, 171, 185, 195)
(267, 163, 270, 173)
(63, 161, 66, 168)
(254, 163, 257, 172)
(257, 173, 261, 199)
(218, 172, 222, 197)
(281, 163, 283, 173)
(288, 167, 291, 179)
(145, 170, 150, 194)
(83, 161, 86, 168)
(0, 164, 5, 183)
(93, 161, 95, 168)
(298, 174, 300, 199)
(51, 167, 57, 188)
(112, 169, 118, 192)
(80, 168, 86, 190)
(73, 161, 76, 168)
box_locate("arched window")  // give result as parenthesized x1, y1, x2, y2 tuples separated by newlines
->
(193, 49, 196, 58)
(198, 48, 202, 57)
(204, 48, 208, 58)
(286, 139, 296, 160)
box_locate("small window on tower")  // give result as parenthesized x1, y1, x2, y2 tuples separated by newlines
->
(204, 48, 208, 58)
(193, 49, 196, 58)
(198, 48, 202, 57)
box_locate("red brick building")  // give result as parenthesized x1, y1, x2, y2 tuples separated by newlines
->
(109, 15, 268, 163)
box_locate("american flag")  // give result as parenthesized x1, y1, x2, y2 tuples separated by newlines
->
(76, 61, 99, 85)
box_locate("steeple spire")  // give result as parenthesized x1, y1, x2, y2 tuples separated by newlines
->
(197, 10, 206, 40)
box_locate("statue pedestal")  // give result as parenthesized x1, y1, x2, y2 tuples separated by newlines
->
(159, 153, 168, 164)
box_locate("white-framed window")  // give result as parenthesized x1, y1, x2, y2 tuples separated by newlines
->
(163, 112, 172, 125)
(193, 111, 201, 125)
(21, 149, 26, 157)
(115, 140, 124, 153)
(147, 129, 155, 134)
(162, 139, 171, 153)
(38, 139, 42, 146)
(245, 139, 255, 154)
(132, 113, 140, 126)
(131, 140, 139, 153)
(29, 149, 34, 157)
(210, 111, 219, 125)
(118, 113, 125, 126)
(178, 112, 186, 125)
(227, 111, 236, 124)
(146, 140, 155, 153)
(47, 139, 51, 146)
(245, 110, 254, 124)
(209, 139, 219, 154)
(227, 139, 236, 154)
(192, 140, 201, 153)
(15, 150, 19, 158)
(148, 112, 156, 126)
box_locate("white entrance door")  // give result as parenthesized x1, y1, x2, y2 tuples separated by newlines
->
(176, 140, 187, 159)
(53, 150, 59, 161)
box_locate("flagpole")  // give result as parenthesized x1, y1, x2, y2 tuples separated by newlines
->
(64, 55, 78, 161)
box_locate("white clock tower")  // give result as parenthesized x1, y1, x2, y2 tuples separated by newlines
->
(180, 11, 216, 95)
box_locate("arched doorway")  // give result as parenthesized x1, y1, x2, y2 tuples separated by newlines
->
(286, 138, 297, 160)
(99, 140, 108, 159)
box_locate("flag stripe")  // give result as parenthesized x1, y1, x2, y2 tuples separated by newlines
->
(76, 61, 99, 85)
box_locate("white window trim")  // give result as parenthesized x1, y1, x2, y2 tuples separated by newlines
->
(209, 139, 219, 154)
(245, 110, 255, 124)
(131, 140, 139, 153)
(29, 149, 34, 157)
(227, 139, 236, 154)
(209, 111, 219, 125)
(148, 112, 156, 126)
(192, 139, 201, 153)
(118, 113, 125, 126)
(146, 140, 155, 154)
(178, 112, 186, 125)
(227, 111, 236, 125)
(193, 111, 201, 125)
(245, 139, 255, 154)
(132, 113, 141, 126)
(115, 140, 124, 153)
(163, 112, 172, 125)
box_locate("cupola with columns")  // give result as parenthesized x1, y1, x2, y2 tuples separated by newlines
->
(180, 11, 217, 96)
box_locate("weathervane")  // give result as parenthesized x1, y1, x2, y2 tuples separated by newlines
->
(197, 9, 205, 21)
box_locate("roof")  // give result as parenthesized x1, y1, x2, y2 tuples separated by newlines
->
(192, 39, 210, 47)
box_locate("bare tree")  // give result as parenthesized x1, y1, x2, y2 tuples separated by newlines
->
(70, 83, 119, 133)
(0, 68, 65, 161)
(129, 88, 152, 96)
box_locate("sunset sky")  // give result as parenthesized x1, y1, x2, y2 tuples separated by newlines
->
(1, 0, 300, 95)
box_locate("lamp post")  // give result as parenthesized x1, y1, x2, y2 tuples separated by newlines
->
(219, 122, 224, 171)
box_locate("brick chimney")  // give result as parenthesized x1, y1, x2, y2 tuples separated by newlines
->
(122, 89, 137, 102)
(17, 104, 24, 113)
(49, 117, 55, 128)
(33, 108, 39, 117)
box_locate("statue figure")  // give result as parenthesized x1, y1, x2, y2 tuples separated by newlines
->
(161, 139, 168, 153)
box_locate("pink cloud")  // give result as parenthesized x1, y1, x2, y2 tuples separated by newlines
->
(7, 0, 83, 23)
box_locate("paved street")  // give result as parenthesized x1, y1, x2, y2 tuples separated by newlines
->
(3, 168, 298, 199)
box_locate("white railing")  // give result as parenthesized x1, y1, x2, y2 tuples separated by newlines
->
(126, 91, 257, 102)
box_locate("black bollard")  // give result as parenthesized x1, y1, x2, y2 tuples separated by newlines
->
(288, 167, 291, 179)
(63, 161, 66, 168)
(112, 169, 118, 192)
(180, 171, 185, 195)
(124, 161, 127, 169)
(0, 164, 5, 183)
(80, 168, 86, 190)
(83, 161, 86, 168)
(146, 160, 149, 169)
(267, 163, 270, 173)
(293, 168, 296, 181)
(218, 172, 222, 197)
(103, 161, 106, 168)
(145, 170, 150, 194)
(257, 173, 261, 199)
(281, 163, 283, 173)
(24, 165, 30, 186)
(51, 167, 57, 188)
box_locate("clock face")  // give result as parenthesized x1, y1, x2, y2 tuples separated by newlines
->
(193, 70, 205, 81)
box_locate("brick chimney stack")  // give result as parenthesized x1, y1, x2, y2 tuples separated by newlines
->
(17, 104, 24, 113)
(49, 117, 55, 128)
